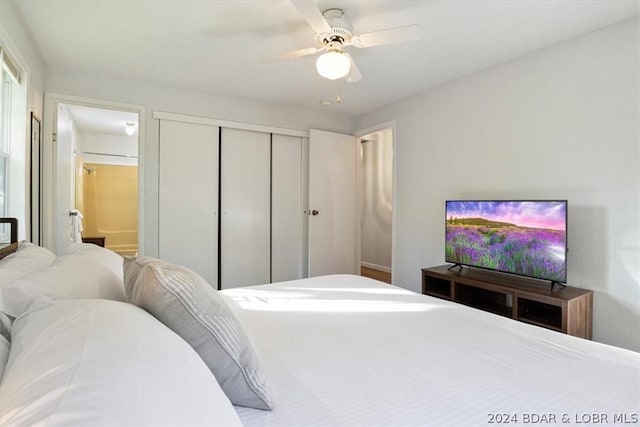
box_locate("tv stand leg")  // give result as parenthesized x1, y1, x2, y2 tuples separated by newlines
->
(448, 263, 463, 272)
(550, 281, 566, 291)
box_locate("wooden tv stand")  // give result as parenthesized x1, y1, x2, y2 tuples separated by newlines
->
(421, 265, 593, 339)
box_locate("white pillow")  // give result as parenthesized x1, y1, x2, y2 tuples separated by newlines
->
(0, 242, 56, 287)
(0, 255, 126, 318)
(0, 298, 242, 426)
(55, 242, 124, 281)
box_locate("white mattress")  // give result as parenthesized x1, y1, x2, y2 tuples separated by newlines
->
(223, 275, 640, 426)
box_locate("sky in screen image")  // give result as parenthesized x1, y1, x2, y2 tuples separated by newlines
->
(446, 201, 566, 230)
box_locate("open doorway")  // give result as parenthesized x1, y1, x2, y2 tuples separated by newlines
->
(358, 127, 393, 284)
(71, 104, 139, 255)
(54, 103, 139, 255)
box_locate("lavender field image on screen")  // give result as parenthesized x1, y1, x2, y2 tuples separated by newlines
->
(445, 201, 567, 282)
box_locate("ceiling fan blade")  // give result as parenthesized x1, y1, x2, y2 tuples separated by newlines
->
(291, 0, 331, 34)
(344, 53, 362, 83)
(262, 46, 323, 62)
(352, 25, 421, 48)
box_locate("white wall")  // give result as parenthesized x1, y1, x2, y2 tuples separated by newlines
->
(353, 18, 640, 352)
(0, 1, 44, 117)
(361, 128, 393, 271)
(45, 68, 352, 256)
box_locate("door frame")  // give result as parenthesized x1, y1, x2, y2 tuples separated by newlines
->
(42, 92, 146, 254)
(354, 120, 396, 283)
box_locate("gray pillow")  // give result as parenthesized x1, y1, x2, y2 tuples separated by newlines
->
(123, 256, 272, 410)
(0, 312, 11, 342)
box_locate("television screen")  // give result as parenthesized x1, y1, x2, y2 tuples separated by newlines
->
(445, 200, 567, 283)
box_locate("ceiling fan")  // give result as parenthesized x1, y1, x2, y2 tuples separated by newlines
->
(270, 1, 421, 83)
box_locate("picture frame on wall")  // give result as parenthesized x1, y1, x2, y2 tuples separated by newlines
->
(30, 112, 41, 245)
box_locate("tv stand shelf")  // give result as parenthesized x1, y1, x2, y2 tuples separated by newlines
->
(421, 265, 593, 339)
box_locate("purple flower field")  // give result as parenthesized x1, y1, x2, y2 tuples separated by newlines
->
(445, 224, 566, 281)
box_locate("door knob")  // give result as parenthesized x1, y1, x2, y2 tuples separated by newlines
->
(311, 210, 319, 216)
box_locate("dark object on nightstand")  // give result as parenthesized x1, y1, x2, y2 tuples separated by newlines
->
(82, 236, 106, 247)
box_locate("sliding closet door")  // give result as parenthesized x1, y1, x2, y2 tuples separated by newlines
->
(272, 134, 303, 282)
(221, 128, 271, 289)
(158, 120, 219, 286)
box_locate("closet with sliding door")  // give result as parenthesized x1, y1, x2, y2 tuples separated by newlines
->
(157, 116, 306, 290)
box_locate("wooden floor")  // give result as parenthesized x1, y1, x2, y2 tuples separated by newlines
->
(361, 266, 392, 284)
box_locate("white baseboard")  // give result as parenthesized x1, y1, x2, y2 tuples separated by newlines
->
(361, 262, 391, 274)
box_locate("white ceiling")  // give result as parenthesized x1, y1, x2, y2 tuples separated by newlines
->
(63, 104, 138, 136)
(13, 0, 639, 117)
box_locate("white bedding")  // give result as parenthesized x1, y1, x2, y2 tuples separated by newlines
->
(223, 275, 640, 426)
(0, 298, 242, 426)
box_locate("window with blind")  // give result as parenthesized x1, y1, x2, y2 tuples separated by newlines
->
(0, 45, 22, 239)
(0, 68, 11, 219)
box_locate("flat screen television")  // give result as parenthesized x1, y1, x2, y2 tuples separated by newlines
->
(445, 200, 567, 284)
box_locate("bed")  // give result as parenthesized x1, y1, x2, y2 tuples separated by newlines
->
(0, 218, 18, 260)
(225, 276, 639, 425)
(0, 219, 638, 426)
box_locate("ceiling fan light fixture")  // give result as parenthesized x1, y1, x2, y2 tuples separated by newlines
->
(316, 50, 350, 80)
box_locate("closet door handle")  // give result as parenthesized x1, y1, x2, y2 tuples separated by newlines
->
(311, 210, 319, 216)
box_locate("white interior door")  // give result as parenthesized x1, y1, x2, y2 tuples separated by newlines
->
(54, 104, 74, 255)
(221, 128, 271, 289)
(272, 134, 303, 282)
(308, 129, 357, 276)
(158, 120, 219, 286)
